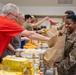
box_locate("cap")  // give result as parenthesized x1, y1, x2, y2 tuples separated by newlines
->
(49, 19, 55, 25)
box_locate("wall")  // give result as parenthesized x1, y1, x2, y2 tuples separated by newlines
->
(19, 6, 76, 15)
(19, 6, 76, 26)
(0, 4, 76, 15)
(0, 3, 4, 13)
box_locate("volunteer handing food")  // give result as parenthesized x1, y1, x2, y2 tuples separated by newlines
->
(0, 3, 50, 63)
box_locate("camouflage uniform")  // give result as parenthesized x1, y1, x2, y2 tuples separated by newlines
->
(57, 28, 76, 75)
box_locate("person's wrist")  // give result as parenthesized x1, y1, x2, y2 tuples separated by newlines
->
(42, 19, 45, 21)
(14, 50, 17, 52)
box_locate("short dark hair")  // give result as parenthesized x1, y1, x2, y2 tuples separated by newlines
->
(24, 14, 32, 21)
(65, 10, 75, 15)
(66, 14, 76, 22)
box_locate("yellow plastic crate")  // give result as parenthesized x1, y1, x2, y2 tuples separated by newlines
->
(2, 56, 29, 68)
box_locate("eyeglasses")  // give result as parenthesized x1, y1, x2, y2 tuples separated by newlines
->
(9, 13, 19, 19)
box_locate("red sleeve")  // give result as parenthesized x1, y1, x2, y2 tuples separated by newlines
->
(0, 16, 24, 37)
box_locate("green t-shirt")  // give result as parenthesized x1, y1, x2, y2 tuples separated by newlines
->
(23, 22, 32, 30)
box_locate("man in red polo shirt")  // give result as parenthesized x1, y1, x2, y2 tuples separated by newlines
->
(0, 3, 24, 59)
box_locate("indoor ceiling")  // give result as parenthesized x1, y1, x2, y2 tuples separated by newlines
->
(0, 0, 75, 6)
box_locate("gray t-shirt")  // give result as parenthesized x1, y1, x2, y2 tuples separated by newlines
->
(2, 35, 21, 57)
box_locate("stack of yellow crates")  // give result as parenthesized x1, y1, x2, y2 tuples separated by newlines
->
(2, 55, 34, 75)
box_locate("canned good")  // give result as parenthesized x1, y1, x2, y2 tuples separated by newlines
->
(40, 72, 44, 75)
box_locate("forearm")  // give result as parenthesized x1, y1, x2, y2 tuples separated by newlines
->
(20, 30, 50, 41)
(21, 37, 30, 41)
(28, 32, 50, 41)
(8, 43, 16, 52)
(20, 30, 34, 37)
(32, 17, 49, 27)
(32, 19, 44, 27)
